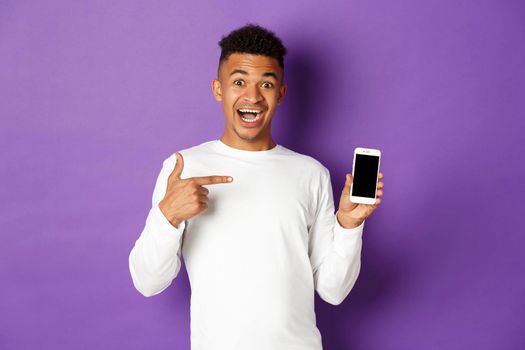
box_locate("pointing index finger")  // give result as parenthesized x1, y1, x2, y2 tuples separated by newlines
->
(190, 175, 233, 185)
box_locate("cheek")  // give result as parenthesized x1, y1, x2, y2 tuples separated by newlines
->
(264, 92, 279, 106)
(221, 95, 239, 120)
(223, 90, 240, 106)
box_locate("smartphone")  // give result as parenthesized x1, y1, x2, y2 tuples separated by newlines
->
(350, 147, 381, 205)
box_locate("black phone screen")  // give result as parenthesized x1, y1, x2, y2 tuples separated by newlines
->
(352, 154, 380, 198)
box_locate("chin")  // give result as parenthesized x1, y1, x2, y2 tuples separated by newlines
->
(233, 127, 263, 141)
(237, 131, 261, 141)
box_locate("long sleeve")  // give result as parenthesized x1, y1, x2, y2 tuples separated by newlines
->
(308, 167, 365, 305)
(128, 155, 187, 297)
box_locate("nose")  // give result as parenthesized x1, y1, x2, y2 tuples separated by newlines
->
(243, 84, 263, 103)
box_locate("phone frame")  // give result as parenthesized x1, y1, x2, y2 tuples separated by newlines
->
(350, 147, 381, 205)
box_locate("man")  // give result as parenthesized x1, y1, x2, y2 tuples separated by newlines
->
(129, 23, 384, 350)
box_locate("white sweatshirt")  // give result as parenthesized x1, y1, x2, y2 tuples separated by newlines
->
(129, 139, 364, 350)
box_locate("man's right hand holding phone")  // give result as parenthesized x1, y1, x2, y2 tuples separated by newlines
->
(336, 172, 384, 229)
(159, 152, 234, 228)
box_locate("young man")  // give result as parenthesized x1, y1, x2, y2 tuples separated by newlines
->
(129, 24, 384, 350)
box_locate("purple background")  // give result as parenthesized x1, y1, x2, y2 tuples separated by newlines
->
(1, 1, 524, 349)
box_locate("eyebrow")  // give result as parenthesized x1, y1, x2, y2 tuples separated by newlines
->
(229, 69, 278, 80)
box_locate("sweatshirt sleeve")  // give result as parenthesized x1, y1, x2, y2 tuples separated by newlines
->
(128, 155, 187, 297)
(308, 167, 365, 306)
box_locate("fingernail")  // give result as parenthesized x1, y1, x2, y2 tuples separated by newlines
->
(228, 177, 233, 182)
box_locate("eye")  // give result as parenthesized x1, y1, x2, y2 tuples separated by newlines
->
(261, 82, 273, 88)
(233, 79, 244, 86)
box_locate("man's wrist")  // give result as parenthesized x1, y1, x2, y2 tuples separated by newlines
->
(336, 211, 363, 229)
(158, 202, 182, 229)
(171, 219, 182, 229)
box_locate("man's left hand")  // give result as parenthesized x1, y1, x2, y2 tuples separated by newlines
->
(336, 172, 384, 229)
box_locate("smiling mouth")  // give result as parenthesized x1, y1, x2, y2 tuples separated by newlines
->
(237, 108, 263, 123)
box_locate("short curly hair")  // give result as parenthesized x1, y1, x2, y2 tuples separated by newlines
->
(218, 23, 287, 72)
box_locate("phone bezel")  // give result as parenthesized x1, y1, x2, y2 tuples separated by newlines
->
(350, 147, 381, 205)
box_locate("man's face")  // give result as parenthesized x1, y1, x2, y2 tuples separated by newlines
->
(212, 53, 287, 145)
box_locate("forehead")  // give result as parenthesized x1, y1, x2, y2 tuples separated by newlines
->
(219, 53, 282, 79)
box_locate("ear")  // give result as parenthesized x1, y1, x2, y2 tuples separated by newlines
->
(277, 83, 287, 105)
(212, 79, 222, 101)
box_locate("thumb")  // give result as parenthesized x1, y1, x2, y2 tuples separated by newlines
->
(342, 173, 353, 196)
(339, 173, 357, 210)
(169, 152, 184, 182)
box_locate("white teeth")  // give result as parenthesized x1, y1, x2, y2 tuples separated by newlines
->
(238, 109, 262, 114)
(241, 114, 261, 123)
(238, 108, 262, 123)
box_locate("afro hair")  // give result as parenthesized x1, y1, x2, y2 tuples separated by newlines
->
(218, 23, 287, 70)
